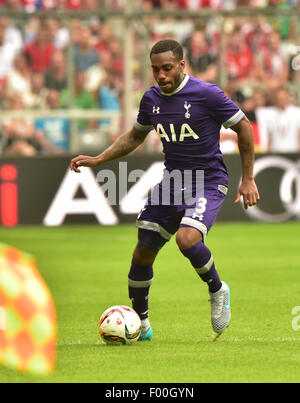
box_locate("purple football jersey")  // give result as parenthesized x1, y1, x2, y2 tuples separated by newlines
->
(135, 75, 244, 186)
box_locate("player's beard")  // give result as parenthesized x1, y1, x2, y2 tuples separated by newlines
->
(171, 72, 185, 92)
(162, 72, 184, 93)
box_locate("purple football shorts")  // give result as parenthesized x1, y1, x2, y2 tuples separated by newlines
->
(136, 173, 227, 242)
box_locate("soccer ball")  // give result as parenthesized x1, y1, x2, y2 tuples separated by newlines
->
(99, 305, 142, 345)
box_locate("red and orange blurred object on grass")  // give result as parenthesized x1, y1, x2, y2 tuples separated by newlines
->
(0, 243, 57, 375)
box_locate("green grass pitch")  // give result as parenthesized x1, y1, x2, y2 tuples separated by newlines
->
(0, 222, 300, 383)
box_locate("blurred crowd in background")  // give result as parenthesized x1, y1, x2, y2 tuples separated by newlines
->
(1, 0, 300, 11)
(0, 0, 299, 156)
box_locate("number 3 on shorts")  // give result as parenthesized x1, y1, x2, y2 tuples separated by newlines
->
(192, 197, 207, 221)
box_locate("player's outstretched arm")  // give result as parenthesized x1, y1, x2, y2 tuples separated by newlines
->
(70, 127, 149, 173)
(231, 116, 260, 210)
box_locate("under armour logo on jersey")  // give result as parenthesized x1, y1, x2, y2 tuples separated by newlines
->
(184, 101, 191, 119)
(153, 106, 160, 114)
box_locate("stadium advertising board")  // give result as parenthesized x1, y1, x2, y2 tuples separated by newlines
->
(0, 154, 299, 226)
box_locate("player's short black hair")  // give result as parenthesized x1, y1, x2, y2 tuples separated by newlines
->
(150, 40, 184, 61)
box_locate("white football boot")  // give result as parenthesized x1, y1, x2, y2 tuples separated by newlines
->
(209, 281, 231, 340)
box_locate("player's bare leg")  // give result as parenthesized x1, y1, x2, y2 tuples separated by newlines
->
(176, 227, 231, 340)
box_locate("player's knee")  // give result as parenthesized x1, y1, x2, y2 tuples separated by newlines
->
(132, 246, 157, 266)
(137, 229, 167, 252)
(176, 227, 203, 251)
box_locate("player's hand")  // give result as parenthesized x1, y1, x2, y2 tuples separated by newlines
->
(235, 178, 260, 210)
(70, 155, 100, 173)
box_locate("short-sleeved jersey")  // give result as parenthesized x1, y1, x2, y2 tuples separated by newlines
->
(135, 75, 244, 186)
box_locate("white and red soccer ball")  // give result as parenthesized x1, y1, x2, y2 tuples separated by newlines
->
(99, 305, 142, 345)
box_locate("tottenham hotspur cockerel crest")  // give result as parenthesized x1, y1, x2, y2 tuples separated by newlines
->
(184, 101, 191, 119)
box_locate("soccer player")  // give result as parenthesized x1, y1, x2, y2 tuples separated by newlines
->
(70, 40, 260, 341)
